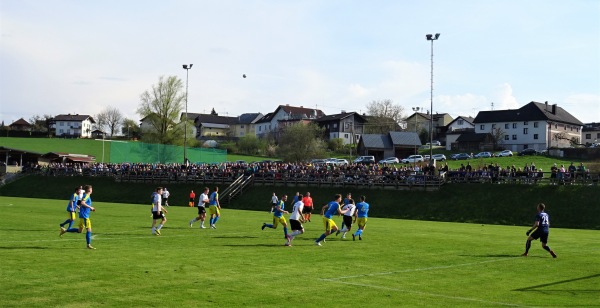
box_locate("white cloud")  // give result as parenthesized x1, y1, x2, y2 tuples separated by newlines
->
(493, 83, 520, 110)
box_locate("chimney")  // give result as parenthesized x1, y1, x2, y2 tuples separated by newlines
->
(545, 101, 548, 111)
(552, 104, 557, 114)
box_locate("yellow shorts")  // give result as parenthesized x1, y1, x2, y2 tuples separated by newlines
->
(357, 217, 367, 228)
(79, 218, 92, 229)
(208, 205, 220, 216)
(272, 216, 287, 228)
(323, 217, 337, 232)
(67, 212, 76, 220)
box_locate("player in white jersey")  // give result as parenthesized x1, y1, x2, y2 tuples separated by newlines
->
(336, 198, 356, 239)
(286, 194, 305, 246)
(151, 187, 168, 235)
(189, 187, 210, 228)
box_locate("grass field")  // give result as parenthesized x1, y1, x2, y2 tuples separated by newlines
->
(2, 196, 599, 307)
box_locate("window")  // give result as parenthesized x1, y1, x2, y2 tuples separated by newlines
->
(523, 128, 528, 135)
(534, 122, 538, 128)
(458, 119, 463, 125)
(240, 132, 244, 136)
(492, 124, 496, 129)
(259, 126, 262, 132)
(504, 123, 509, 129)
(240, 125, 244, 129)
(512, 135, 517, 140)
(504, 135, 509, 141)
(554, 124, 558, 129)
(586, 134, 592, 139)
(333, 123, 337, 129)
(533, 134, 538, 140)
(344, 133, 349, 138)
(60, 122, 64, 126)
(480, 125, 485, 130)
(524, 121, 528, 125)
(59, 129, 63, 133)
(512, 123, 517, 128)
(597, 133, 600, 138)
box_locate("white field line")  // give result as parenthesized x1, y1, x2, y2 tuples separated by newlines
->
(320, 258, 531, 307)
(322, 257, 515, 281)
(327, 280, 531, 307)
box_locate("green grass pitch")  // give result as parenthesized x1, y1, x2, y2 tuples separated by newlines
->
(1, 196, 598, 307)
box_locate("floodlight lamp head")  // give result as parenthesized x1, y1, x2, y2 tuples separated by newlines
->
(435, 33, 440, 39)
(426, 34, 433, 40)
(189, 64, 193, 68)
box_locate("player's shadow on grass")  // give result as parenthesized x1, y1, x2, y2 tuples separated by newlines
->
(0, 246, 48, 250)
(212, 235, 259, 239)
(460, 254, 522, 258)
(221, 243, 286, 247)
(513, 273, 600, 293)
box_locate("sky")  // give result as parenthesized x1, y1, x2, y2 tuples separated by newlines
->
(1, 0, 599, 127)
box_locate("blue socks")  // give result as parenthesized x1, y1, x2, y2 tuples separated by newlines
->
(354, 229, 363, 236)
(213, 216, 219, 225)
(316, 234, 327, 242)
(86, 231, 92, 245)
(265, 224, 274, 229)
(283, 227, 288, 236)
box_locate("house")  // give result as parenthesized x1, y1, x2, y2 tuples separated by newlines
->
(445, 116, 475, 150)
(405, 112, 453, 145)
(314, 112, 367, 145)
(91, 130, 107, 139)
(53, 114, 95, 138)
(189, 113, 238, 139)
(255, 105, 324, 139)
(582, 122, 600, 145)
(230, 113, 263, 138)
(473, 101, 583, 151)
(8, 118, 32, 131)
(454, 133, 494, 152)
(357, 131, 421, 161)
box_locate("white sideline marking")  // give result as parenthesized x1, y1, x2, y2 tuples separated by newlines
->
(322, 257, 515, 281)
(328, 280, 529, 307)
(320, 258, 529, 307)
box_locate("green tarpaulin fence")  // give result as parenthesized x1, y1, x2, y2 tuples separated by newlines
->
(109, 141, 226, 164)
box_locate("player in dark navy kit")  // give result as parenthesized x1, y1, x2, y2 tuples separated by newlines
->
(522, 203, 557, 258)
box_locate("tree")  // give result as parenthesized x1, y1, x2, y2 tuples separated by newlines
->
(237, 135, 264, 155)
(96, 106, 123, 137)
(28, 114, 53, 133)
(276, 123, 326, 162)
(490, 127, 507, 150)
(364, 99, 405, 134)
(137, 75, 185, 144)
(121, 118, 140, 139)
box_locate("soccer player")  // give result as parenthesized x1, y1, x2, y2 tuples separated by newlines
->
(189, 190, 196, 207)
(340, 192, 352, 230)
(302, 191, 313, 222)
(352, 195, 370, 241)
(336, 198, 356, 239)
(152, 187, 168, 235)
(262, 195, 291, 242)
(522, 203, 557, 258)
(270, 192, 278, 210)
(315, 194, 348, 246)
(59, 186, 82, 233)
(208, 187, 221, 229)
(61, 185, 96, 249)
(162, 187, 170, 207)
(287, 194, 305, 246)
(189, 187, 209, 228)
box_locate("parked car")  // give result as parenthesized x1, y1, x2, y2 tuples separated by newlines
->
(354, 156, 375, 164)
(379, 157, 399, 164)
(401, 155, 424, 164)
(474, 152, 492, 158)
(311, 159, 327, 165)
(424, 155, 431, 160)
(333, 158, 349, 165)
(518, 148, 539, 156)
(449, 153, 460, 160)
(425, 140, 441, 146)
(431, 154, 447, 161)
(453, 153, 471, 160)
(495, 150, 513, 157)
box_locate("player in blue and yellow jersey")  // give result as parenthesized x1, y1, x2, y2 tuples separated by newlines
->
(352, 195, 370, 241)
(262, 195, 291, 242)
(61, 185, 96, 249)
(208, 187, 221, 229)
(522, 203, 557, 258)
(59, 186, 82, 234)
(315, 194, 348, 246)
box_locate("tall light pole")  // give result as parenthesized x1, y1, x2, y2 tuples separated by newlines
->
(412, 107, 420, 155)
(182, 64, 193, 164)
(426, 33, 440, 166)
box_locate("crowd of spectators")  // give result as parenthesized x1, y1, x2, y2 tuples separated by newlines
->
(22, 160, 595, 186)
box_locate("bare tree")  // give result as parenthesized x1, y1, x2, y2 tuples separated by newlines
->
(28, 114, 53, 133)
(364, 99, 405, 134)
(96, 106, 123, 137)
(490, 127, 507, 150)
(137, 75, 185, 144)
